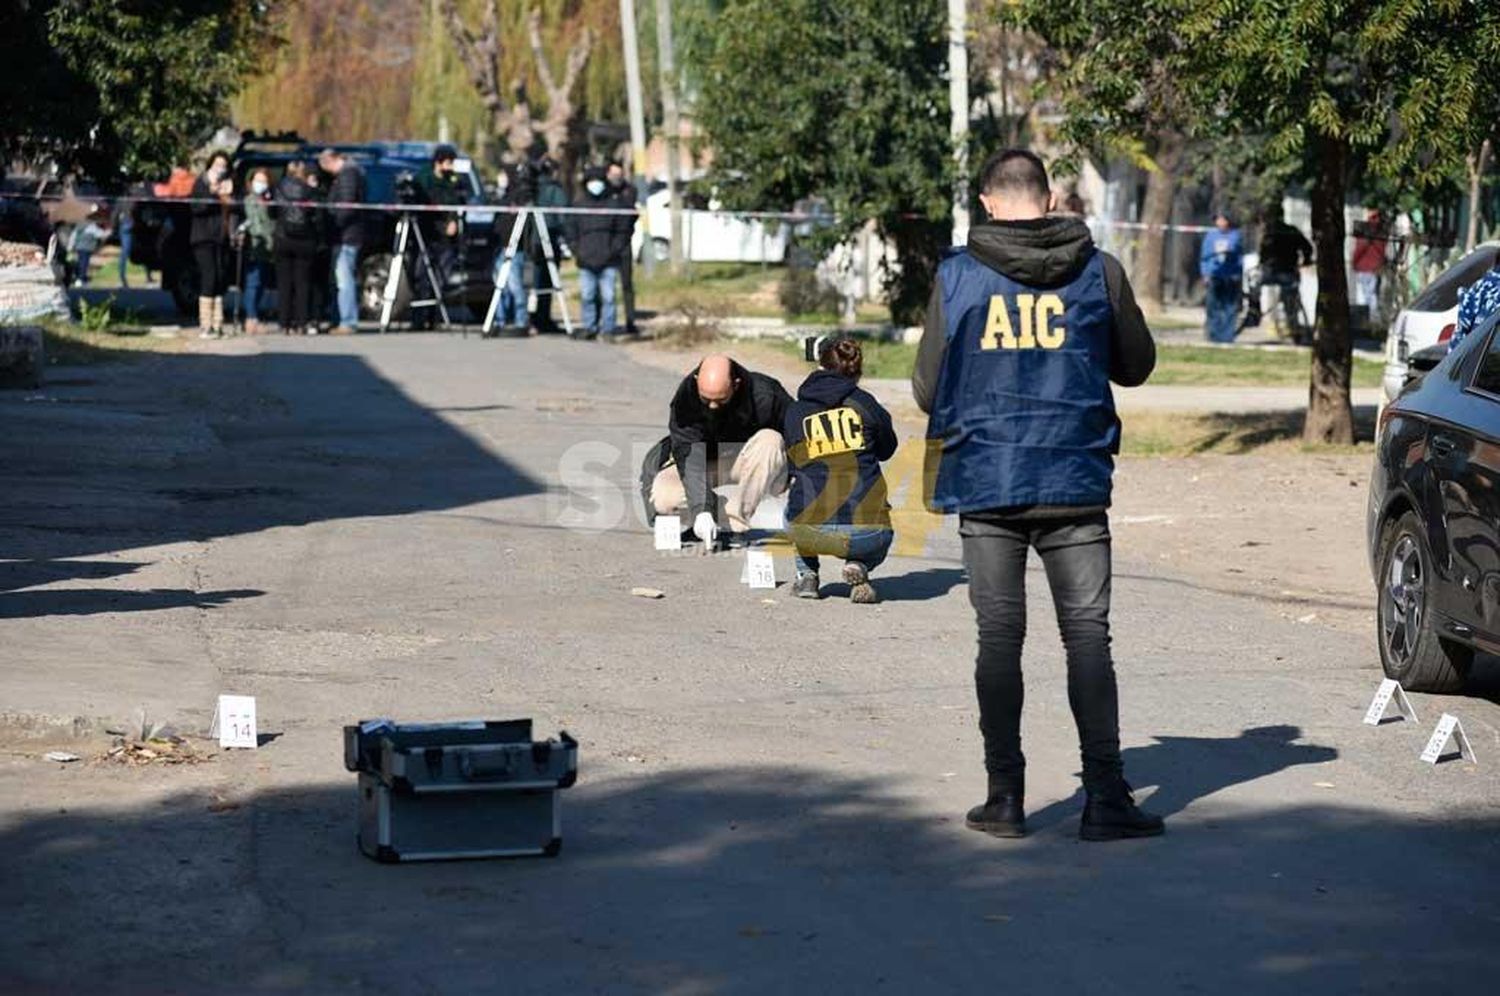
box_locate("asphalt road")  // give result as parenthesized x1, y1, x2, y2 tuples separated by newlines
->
(1, 333, 1497, 994)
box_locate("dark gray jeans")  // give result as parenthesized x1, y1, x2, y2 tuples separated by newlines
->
(959, 512, 1122, 794)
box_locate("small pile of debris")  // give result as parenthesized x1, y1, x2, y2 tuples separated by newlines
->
(0, 240, 46, 268)
(98, 734, 214, 767)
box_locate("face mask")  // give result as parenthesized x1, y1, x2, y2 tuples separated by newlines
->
(586, 180, 606, 197)
(608, 176, 624, 189)
(251, 179, 268, 195)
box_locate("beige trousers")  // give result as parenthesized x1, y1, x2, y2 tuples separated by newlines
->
(650, 428, 788, 530)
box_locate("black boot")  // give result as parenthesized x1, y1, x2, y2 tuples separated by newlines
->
(1079, 781, 1164, 841)
(965, 776, 1025, 838)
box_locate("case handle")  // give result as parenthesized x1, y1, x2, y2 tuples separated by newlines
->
(457, 747, 517, 781)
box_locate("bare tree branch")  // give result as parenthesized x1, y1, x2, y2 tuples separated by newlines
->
(437, 0, 502, 116)
(527, 8, 593, 156)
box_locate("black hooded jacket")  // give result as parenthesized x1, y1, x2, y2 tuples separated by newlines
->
(912, 215, 1155, 520)
(784, 369, 898, 529)
(665, 360, 792, 518)
(568, 170, 622, 271)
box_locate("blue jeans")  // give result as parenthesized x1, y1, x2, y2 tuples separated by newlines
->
(789, 524, 894, 577)
(243, 258, 269, 320)
(74, 250, 92, 284)
(118, 229, 132, 286)
(1204, 276, 1240, 342)
(495, 250, 529, 326)
(334, 243, 359, 327)
(578, 266, 618, 334)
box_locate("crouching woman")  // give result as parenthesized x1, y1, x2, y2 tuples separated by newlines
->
(783, 338, 898, 603)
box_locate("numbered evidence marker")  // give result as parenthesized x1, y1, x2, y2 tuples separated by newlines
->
(1419, 713, 1477, 765)
(744, 549, 777, 589)
(214, 694, 258, 750)
(654, 514, 683, 552)
(1363, 678, 1419, 725)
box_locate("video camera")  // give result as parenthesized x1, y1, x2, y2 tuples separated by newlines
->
(802, 333, 847, 363)
(393, 170, 427, 206)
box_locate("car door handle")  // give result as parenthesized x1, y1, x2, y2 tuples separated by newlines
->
(1430, 434, 1457, 456)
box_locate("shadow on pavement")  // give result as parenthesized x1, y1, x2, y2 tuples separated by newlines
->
(0, 586, 263, 619)
(0, 762, 1492, 993)
(1028, 725, 1341, 829)
(863, 566, 967, 602)
(1462, 653, 1500, 706)
(1, 346, 543, 617)
(0, 559, 148, 594)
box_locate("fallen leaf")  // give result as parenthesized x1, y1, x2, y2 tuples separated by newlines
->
(43, 751, 81, 763)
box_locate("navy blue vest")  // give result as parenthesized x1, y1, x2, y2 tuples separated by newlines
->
(925, 249, 1119, 513)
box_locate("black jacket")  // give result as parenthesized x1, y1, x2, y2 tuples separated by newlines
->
(568, 184, 622, 271)
(189, 175, 231, 246)
(328, 162, 367, 247)
(272, 175, 318, 253)
(666, 360, 792, 517)
(1259, 221, 1314, 276)
(784, 370, 898, 529)
(426, 170, 468, 245)
(912, 215, 1155, 521)
(609, 181, 638, 265)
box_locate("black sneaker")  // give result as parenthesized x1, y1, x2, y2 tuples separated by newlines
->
(792, 572, 821, 599)
(965, 792, 1025, 838)
(1079, 782, 1165, 841)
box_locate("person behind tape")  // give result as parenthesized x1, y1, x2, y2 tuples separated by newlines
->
(784, 337, 898, 604)
(641, 354, 791, 550)
(913, 149, 1163, 842)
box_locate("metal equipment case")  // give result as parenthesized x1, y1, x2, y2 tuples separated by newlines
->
(344, 719, 577, 862)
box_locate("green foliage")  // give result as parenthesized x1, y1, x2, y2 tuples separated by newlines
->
(1, 1, 279, 178)
(777, 265, 840, 319)
(76, 295, 117, 334)
(1183, 0, 1500, 199)
(695, 0, 953, 324)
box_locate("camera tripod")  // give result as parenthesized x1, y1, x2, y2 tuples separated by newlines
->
(379, 211, 452, 333)
(481, 207, 573, 337)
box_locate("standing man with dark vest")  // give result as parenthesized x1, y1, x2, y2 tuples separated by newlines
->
(913, 149, 1163, 842)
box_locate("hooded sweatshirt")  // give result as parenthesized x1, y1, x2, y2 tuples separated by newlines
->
(783, 369, 898, 529)
(912, 216, 1155, 520)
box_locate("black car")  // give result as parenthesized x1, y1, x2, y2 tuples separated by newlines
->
(1368, 313, 1500, 691)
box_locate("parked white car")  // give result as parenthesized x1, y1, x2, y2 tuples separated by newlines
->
(630, 187, 790, 264)
(1383, 242, 1500, 400)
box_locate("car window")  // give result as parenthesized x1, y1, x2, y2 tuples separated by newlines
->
(1410, 246, 1500, 312)
(1472, 325, 1500, 397)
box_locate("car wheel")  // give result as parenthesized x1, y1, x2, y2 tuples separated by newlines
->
(648, 237, 670, 264)
(359, 253, 410, 322)
(1376, 511, 1473, 692)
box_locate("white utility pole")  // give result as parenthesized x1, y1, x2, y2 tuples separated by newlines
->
(655, 0, 684, 273)
(619, 0, 654, 274)
(948, 0, 970, 244)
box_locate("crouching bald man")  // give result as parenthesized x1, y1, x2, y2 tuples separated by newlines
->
(914, 149, 1163, 842)
(641, 354, 791, 548)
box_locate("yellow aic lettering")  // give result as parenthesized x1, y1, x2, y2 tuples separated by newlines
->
(978, 293, 1067, 350)
(802, 406, 865, 459)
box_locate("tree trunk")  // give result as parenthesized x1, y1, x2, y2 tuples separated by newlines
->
(1466, 138, 1492, 252)
(1305, 134, 1354, 446)
(1136, 134, 1182, 315)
